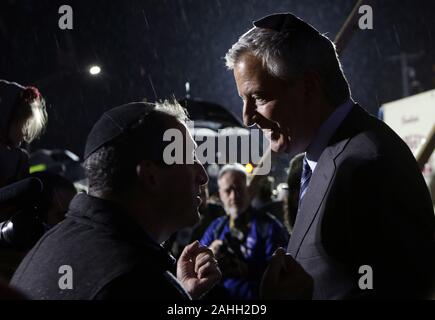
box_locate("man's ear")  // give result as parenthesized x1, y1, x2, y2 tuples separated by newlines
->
(136, 160, 161, 190)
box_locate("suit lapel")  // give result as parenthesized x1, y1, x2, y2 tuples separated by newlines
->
(287, 146, 337, 256)
(287, 104, 367, 257)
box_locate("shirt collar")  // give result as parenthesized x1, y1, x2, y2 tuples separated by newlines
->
(305, 99, 354, 172)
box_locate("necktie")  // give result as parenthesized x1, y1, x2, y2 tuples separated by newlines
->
(299, 157, 312, 203)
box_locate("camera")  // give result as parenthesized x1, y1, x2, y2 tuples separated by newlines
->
(217, 229, 249, 277)
(0, 178, 45, 249)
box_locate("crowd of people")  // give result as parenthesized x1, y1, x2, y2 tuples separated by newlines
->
(0, 12, 434, 300)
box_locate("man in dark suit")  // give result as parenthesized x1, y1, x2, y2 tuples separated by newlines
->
(225, 12, 435, 299)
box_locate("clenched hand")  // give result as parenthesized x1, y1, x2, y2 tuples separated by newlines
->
(177, 240, 222, 299)
(260, 247, 313, 300)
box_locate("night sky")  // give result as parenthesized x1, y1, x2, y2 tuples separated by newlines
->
(1, 0, 434, 157)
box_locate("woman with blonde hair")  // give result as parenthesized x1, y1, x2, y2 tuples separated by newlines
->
(0, 80, 47, 187)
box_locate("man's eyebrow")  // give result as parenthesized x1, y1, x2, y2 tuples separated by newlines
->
(241, 87, 263, 98)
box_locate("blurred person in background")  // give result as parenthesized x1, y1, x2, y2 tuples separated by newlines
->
(0, 80, 47, 283)
(30, 171, 77, 230)
(0, 80, 47, 189)
(251, 176, 285, 223)
(200, 164, 288, 299)
(0, 172, 76, 281)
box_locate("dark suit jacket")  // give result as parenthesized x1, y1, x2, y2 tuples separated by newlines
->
(287, 104, 435, 299)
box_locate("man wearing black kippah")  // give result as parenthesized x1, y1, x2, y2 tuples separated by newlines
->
(226, 13, 435, 299)
(10, 100, 221, 300)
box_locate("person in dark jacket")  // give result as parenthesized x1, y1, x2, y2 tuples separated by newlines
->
(0, 80, 47, 283)
(200, 164, 289, 299)
(10, 100, 221, 300)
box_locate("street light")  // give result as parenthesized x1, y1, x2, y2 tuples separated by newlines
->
(89, 65, 101, 76)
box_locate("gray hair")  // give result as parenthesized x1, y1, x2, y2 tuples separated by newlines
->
(218, 163, 247, 180)
(154, 99, 189, 123)
(225, 26, 351, 108)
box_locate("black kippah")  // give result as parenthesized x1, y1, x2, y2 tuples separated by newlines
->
(253, 12, 320, 35)
(83, 102, 155, 160)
